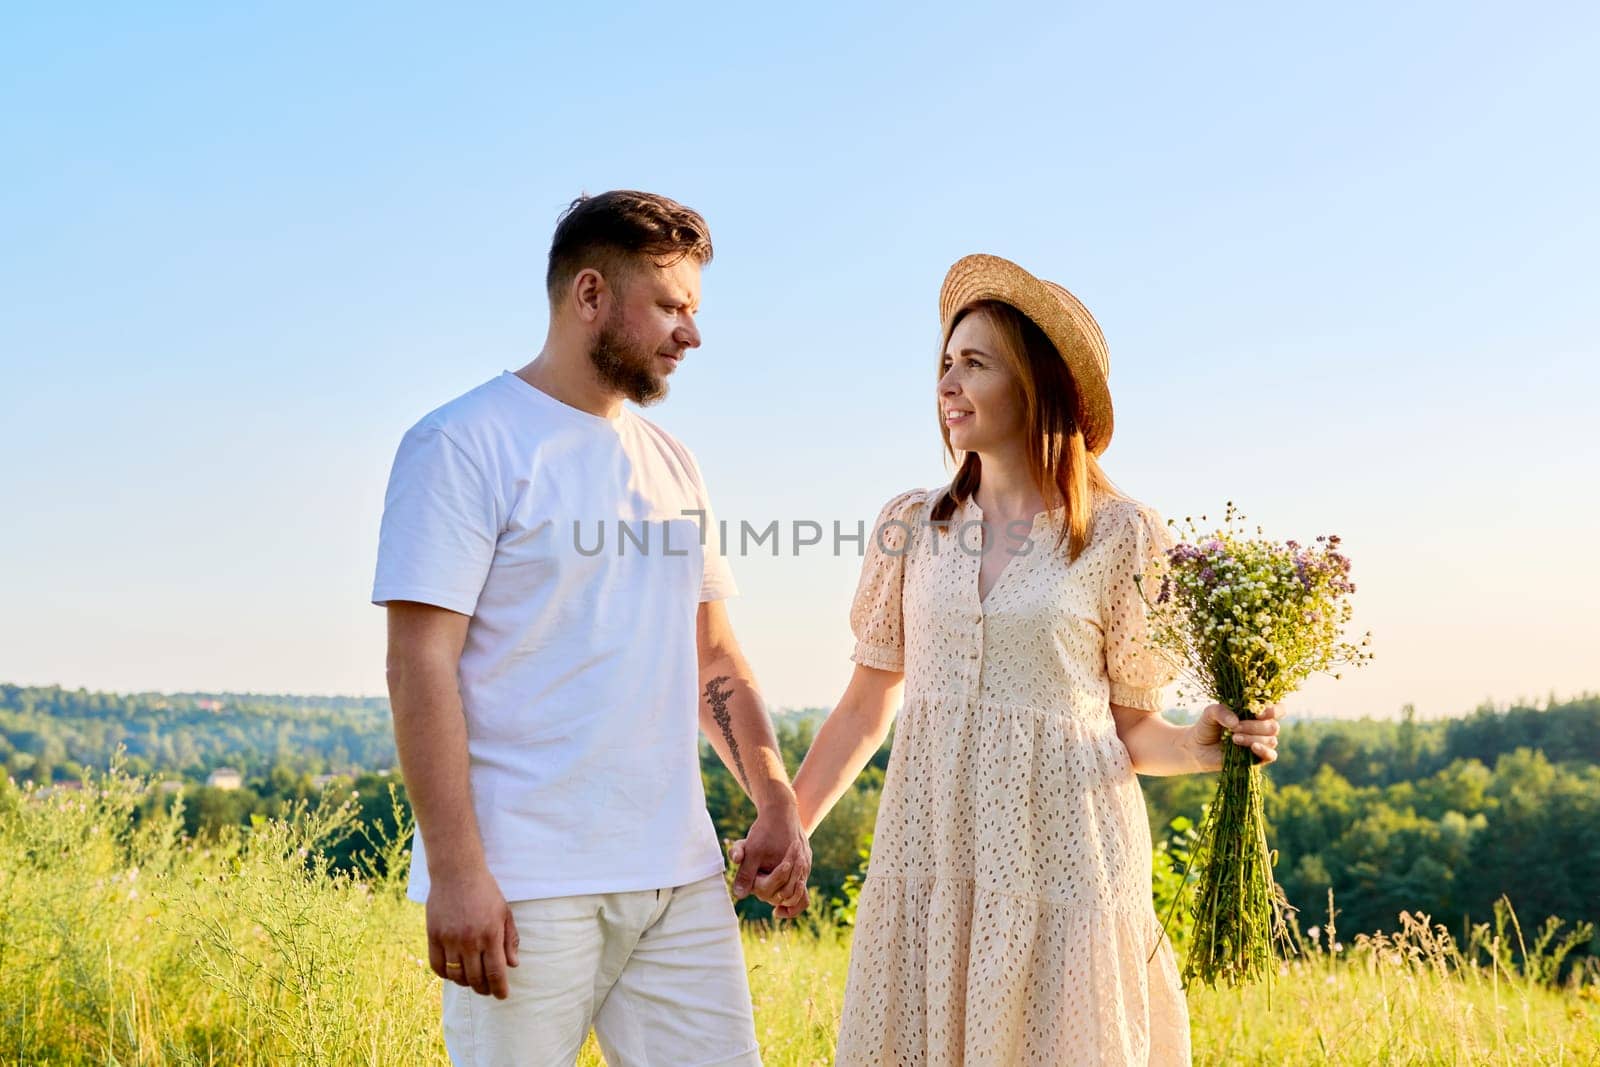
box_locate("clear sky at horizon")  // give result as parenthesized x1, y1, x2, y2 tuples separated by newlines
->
(3, 3, 1597, 720)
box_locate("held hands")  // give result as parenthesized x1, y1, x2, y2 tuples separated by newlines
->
(426, 867, 521, 999)
(726, 804, 812, 920)
(1189, 702, 1284, 770)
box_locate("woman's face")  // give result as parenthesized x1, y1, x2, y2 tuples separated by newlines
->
(940, 312, 1025, 454)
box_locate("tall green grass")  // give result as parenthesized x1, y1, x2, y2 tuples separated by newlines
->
(2, 765, 1595, 1065)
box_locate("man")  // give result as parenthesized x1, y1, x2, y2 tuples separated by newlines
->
(372, 190, 810, 1066)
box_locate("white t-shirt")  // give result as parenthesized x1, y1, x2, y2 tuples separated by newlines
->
(371, 370, 736, 903)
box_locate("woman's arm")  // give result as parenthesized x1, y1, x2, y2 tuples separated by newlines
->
(1112, 702, 1282, 777)
(793, 664, 905, 835)
(729, 663, 902, 918)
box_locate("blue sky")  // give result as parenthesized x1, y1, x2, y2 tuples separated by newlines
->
(3, 2, 1596, 718)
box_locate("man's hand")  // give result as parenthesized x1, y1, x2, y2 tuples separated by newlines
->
(729, 802, 812, 920)
(426, 867, 521, 999)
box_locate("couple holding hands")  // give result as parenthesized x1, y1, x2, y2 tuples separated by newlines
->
(373, 190, 1281, 1066)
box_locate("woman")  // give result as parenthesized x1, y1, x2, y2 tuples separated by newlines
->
(753, 254, 1282, 1065)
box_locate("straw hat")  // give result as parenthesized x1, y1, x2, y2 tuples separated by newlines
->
(938, 253, 1114, 455)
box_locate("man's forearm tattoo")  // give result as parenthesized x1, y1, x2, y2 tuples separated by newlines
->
(705, 675, 750, 793)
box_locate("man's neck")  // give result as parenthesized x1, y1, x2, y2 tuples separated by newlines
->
(514, 339, 625, 421)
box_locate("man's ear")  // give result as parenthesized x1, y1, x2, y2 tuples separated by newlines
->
(570, 267, 610, 325)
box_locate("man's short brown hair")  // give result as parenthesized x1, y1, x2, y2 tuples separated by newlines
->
(545, 190, 713, 302)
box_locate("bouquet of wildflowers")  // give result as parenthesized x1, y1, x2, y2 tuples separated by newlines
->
(1136, 503, 1372, 990)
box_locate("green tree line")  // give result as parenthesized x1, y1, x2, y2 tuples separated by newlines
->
(0, 684, 394, 782)
(1141, 697, 1600, 941)
(4, 683, 1596, 944)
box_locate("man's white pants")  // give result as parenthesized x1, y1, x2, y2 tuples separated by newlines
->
(442, 872, 761, 1067)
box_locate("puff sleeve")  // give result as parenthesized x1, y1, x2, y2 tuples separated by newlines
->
(1099, 501, 1179, 712)
(848, 489, 925, 672)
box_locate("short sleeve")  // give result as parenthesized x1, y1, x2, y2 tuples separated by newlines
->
(1100, 502, 1179, 712)
(371, 424, 500, 615)
(848, 489, 924, 672)
(696, 497, 738, 603)
(676, 442, 737, 603)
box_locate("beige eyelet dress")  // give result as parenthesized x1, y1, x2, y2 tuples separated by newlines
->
(835, 488, 1190, 1066)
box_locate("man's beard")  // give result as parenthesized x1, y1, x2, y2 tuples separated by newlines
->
(589, 317, 669, 406)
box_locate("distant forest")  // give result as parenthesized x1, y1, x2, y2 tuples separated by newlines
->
(0, 684, 395, 781)
(2, 683, 1596, 942)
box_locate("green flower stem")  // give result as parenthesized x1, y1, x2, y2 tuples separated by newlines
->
(1180, 724, 1280, 993)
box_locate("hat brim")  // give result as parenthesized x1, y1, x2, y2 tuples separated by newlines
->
(939, 253, 1114, 455)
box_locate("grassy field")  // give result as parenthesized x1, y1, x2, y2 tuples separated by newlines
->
(2, 768, 1596, 1065)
